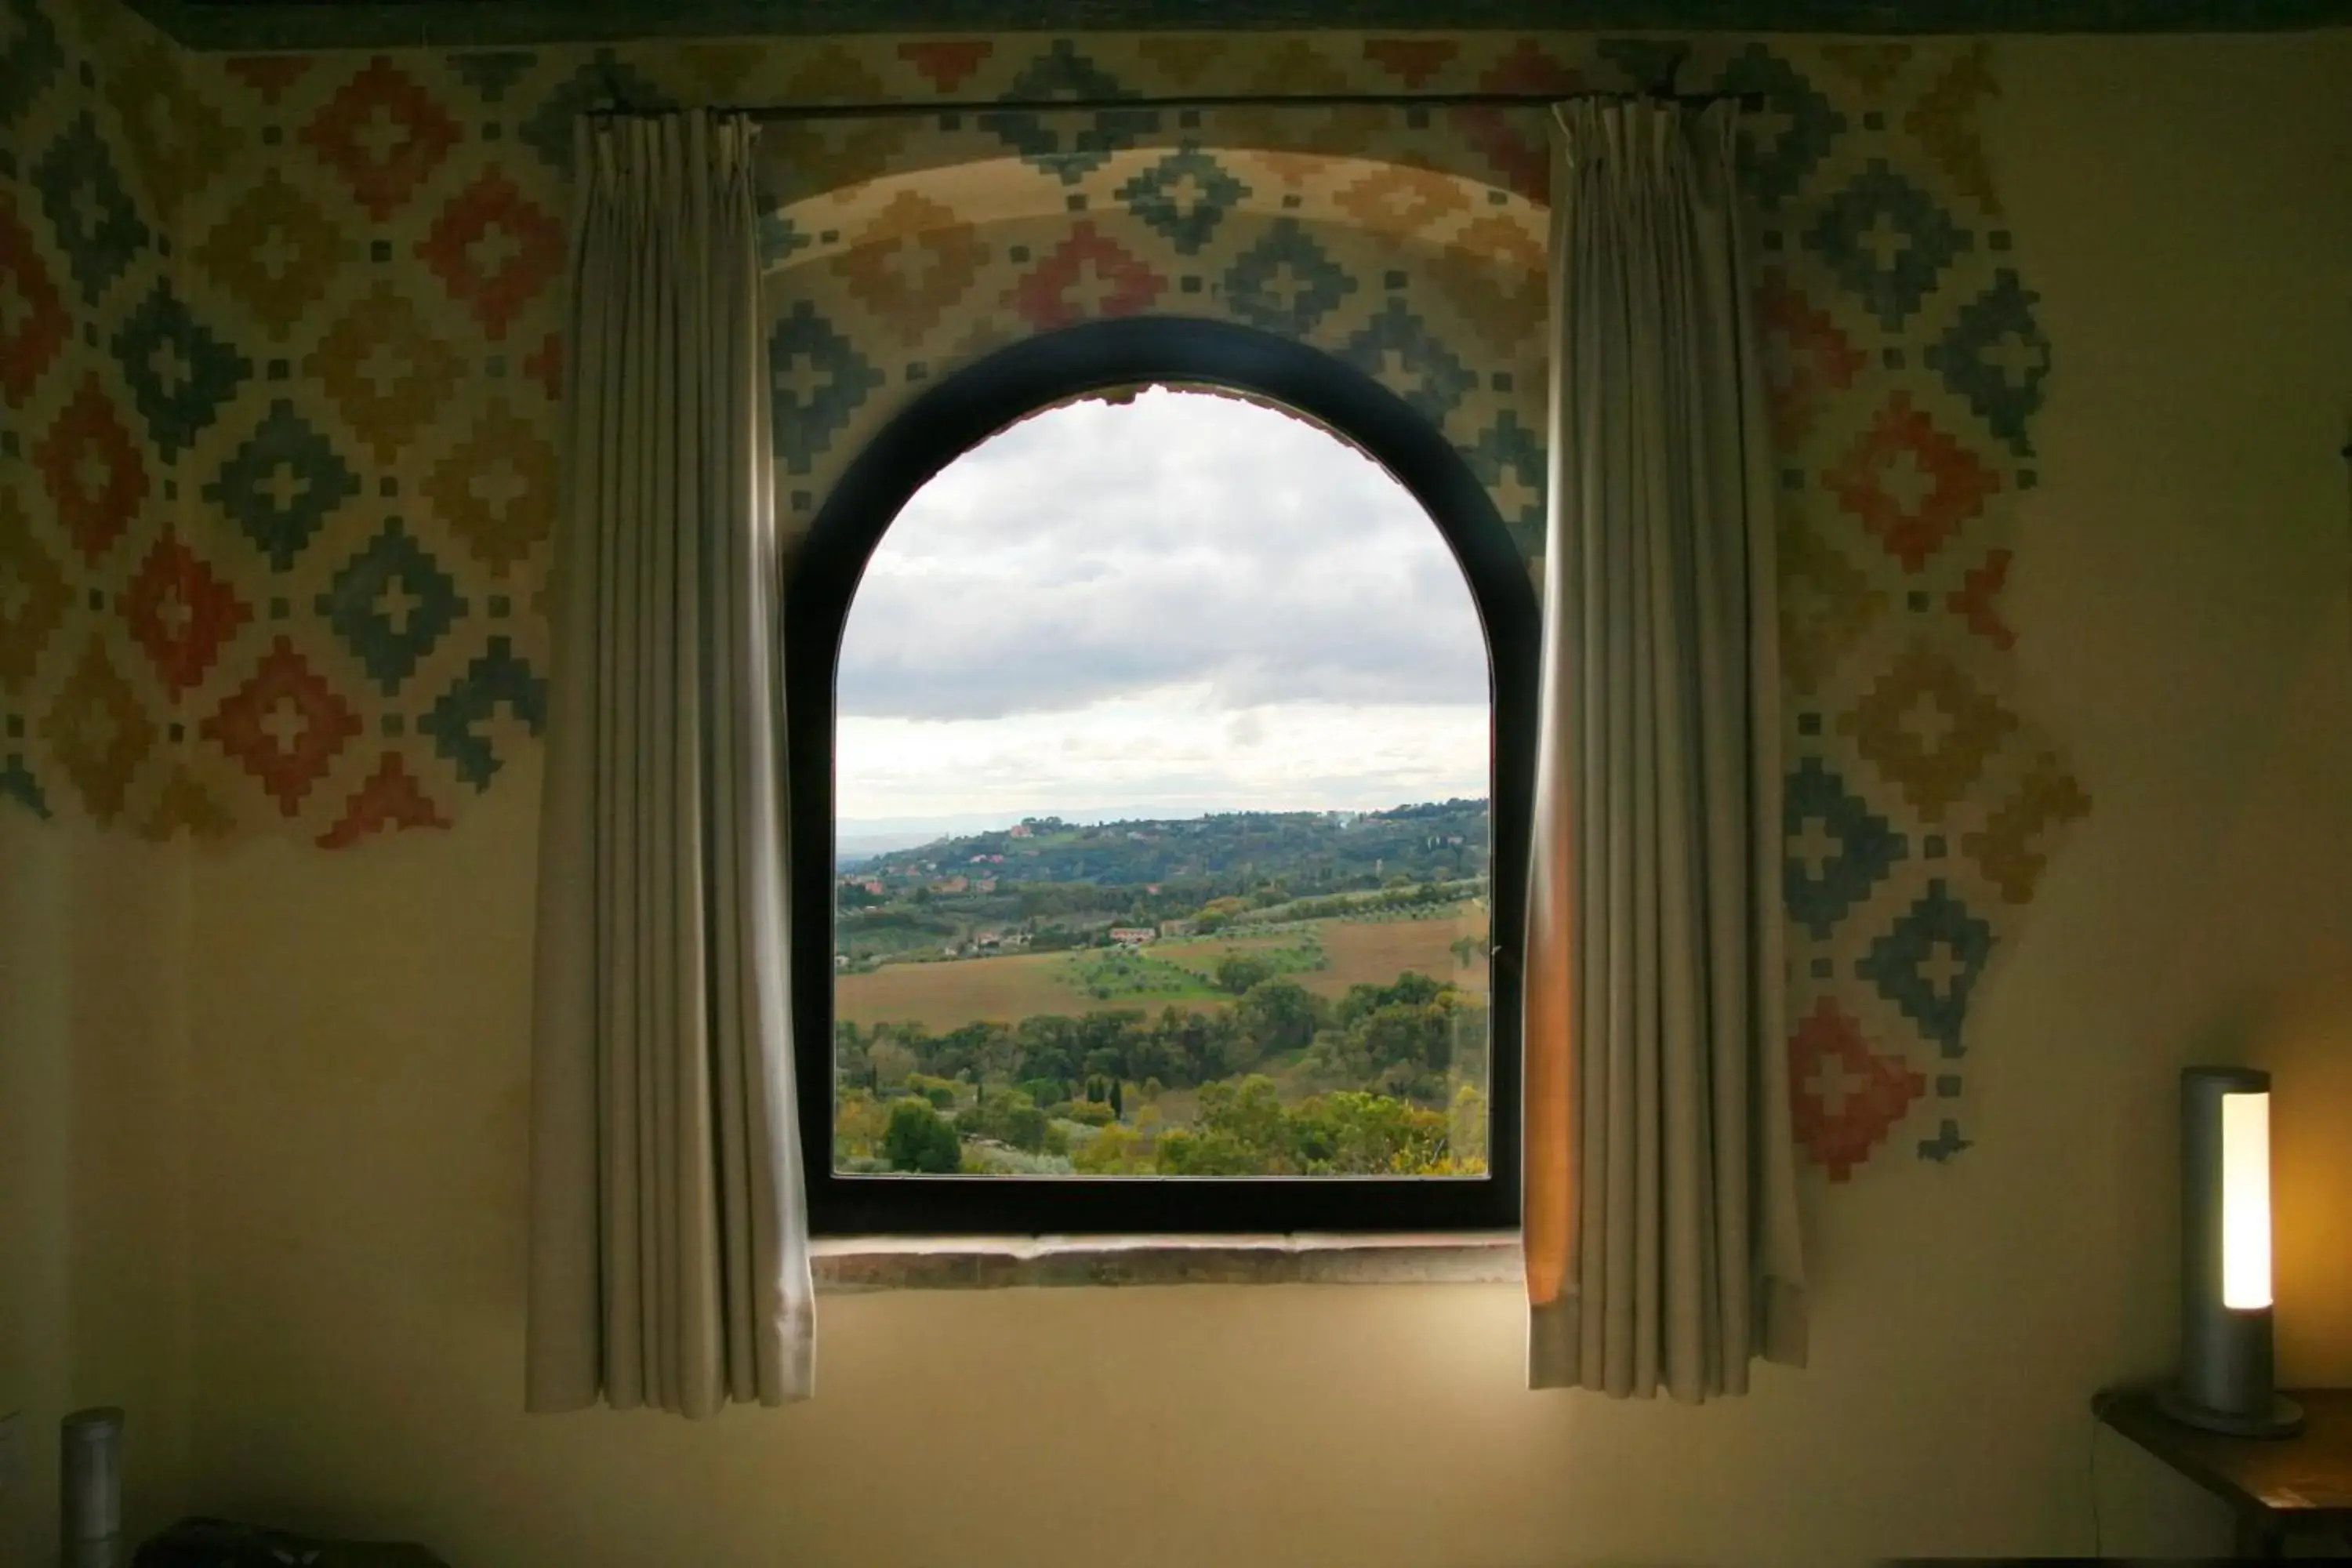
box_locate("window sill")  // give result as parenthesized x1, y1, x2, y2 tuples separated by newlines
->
(812, 1232, 1523, 1292)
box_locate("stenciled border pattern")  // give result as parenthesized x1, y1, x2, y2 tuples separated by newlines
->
(0, 7, 2089, 1174)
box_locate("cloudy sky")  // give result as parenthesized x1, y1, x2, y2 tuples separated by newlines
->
(836, 388, 1490, 836)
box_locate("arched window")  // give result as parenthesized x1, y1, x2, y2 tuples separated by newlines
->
(789, 319, 1536, 1234)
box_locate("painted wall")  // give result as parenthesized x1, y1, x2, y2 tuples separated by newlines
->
(0, 0, 194, 1552)
(168, 27, 2350, 1568)
(2, 0, 2347, 1560)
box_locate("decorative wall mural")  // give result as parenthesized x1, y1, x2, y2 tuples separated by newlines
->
(0, 0, 2089, 1175)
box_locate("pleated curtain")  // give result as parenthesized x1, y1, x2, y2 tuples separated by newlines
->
(527, 111, 814, 1416)
(1523, 98, 1808, 1399)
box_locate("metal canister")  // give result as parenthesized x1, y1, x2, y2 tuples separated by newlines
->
(60, 1406, 124, 1552)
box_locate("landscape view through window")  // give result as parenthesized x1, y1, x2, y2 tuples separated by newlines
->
(833, 387, 1492, 1178)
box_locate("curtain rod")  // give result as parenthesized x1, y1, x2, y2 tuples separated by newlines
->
(585, 89, 1763, 124)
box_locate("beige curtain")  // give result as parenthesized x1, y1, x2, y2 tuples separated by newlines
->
(1523, 98, 1807, 1399)
(527, 112, 813, 1416)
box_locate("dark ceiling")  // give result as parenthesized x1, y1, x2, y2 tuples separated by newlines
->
(129, 0, 2352, 51)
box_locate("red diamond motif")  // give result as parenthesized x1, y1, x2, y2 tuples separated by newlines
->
(1789, 997, 1924, 1182)
(0, 194, 71, 408)
(897, 40, 992, 92)
(416, 172, 563, 341)
(301, 58, 462, 223)
(1759, 268, 1865, 450)
(124, 533, 252, 695)
(1822, 392, 2002, 572)
(201, 635, 361, 816)
(318, 752, 449, 848)
(1455, 42, 1583, 201)
(34, 375, 149, 564)
(1007, 221, 1165, 330)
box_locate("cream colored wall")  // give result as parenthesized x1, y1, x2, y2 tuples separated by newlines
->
(0, 819, 193, 1559)
(140, 24, 2352, 1568)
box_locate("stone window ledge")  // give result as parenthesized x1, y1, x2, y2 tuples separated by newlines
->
(813, 1232, 1523, 1292)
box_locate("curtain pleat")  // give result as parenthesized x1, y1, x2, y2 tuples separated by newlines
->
(1524, 97, 1807, 1400)
(528, 111, 813, 1417)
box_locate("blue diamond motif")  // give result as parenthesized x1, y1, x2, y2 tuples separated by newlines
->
(1715, 47, 1846, 212)
(1117, 147, 1248, 256)
(1929, 269, 2049, 456)
(33, 111, 149, 303)
(521, 50, 674, 168)
(1858, 879, 1994, 1059)
(204, 398, 358, 570)
(449, 49, 536, 104)
(112, 281, 250, 461)
(758, 209, 812, 268)
(0, 752, 49, 819)
(980, 42, 1159, 186)
(1463, 411, 1545, 564)
(423, 636, 546, 788)
(1785, 757, 1907, 941)
(768, 301, 883, 477)
(318, 521, 465, 694)
(0, 0, 65, 132)
(1224, 219, 1356, 339)
(1808, 161, 1972, 332)
(1341, 300, 1473, 423)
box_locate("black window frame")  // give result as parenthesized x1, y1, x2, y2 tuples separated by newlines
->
(786, 316, 1537, 1236)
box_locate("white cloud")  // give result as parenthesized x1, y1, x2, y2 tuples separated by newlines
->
(836, 388, 1489, 824)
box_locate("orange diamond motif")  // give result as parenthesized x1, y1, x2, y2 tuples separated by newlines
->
(1823, 392, 2001, 572)
(416, 171, 563, 341)
(301, 57, 462, 222)
(1428, 214, 1544, 350)
(421, 397, 557, 572)
(307, 284, 465, 464)
(1334, 163, 1472, 238)
(195, 171, 349, 339)
(0, 193, 71, 408)
(41, 637, 156, 824)
(201, 635, 361, 816)
(832, 191, 989, 345)
(34, 374, 148, 564)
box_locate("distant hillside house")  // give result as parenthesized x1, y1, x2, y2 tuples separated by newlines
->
(1109, 927, 1156, 946)
(1159, 920, 1196, 938)
(1007, 823, 1033, 838)
(934, 876, 968, 894)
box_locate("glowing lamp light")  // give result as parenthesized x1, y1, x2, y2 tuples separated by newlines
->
(2158, 1067, 2303, 1438)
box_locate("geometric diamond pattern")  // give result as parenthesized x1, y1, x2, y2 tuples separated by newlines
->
(421, 634, 546, 788)
(1857, 879, 1994, 1059)
(419, 400, 554, 573)
(1718, 46, 1847, 212)
(1117, 146, 1247, 256)
(1822, 391, 2000, 574)
(1838, 640, 2018, 824)
(1807, 159, 1971, 332)
(1341, 299, 1473, 423)
(1784, 757, 1907, 942)
(0, 492, 73, 694)
(306, 283, 464, 465)
(768, 301, 885, 477)
(111, 279, 251, 461)
(0, 0, 65, 130)
(34, 373, 147, 563)
(832, 191, 988, 347)
(0, 192, 71, 406)
(41, 636, 154, 824)
(981, 41, 1157, 186)
(1224, 218, 1357, 339)
(123, 532, 252, 695)
(32, 111, 148, 303)
(1006, 220, 1167, 330)
(194, 170, 349, 339)
(318, 519, 463, 692)
(300, 57, 460, 223)
(200, 635, 362, 815)
(1788, 996, 1923, 1182)
(415, 171, 562, 341)
(1930, 269, 2050, 457)
(202, 398, 360, 571)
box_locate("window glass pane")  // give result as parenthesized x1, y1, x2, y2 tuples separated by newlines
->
(832, 388, 1490, 1178)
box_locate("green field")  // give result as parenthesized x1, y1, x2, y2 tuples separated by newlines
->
(836, 908, 1490, 1030)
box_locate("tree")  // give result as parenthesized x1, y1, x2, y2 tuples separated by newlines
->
(1215, 954, 1275, 995)
(1109, 1079, 1125, 1120)
(882, 1098, 961, 1173)
(1233, 977, 1323, 1060)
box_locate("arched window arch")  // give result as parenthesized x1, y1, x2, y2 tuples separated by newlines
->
(788, 318, 1536, 1234)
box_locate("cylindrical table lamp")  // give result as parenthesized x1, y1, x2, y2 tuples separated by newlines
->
(2158, 1067, 2303, 1438)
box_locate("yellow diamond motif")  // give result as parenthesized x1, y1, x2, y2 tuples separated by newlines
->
(195, 171, 350, 340)
(307, 283, 464, 465)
